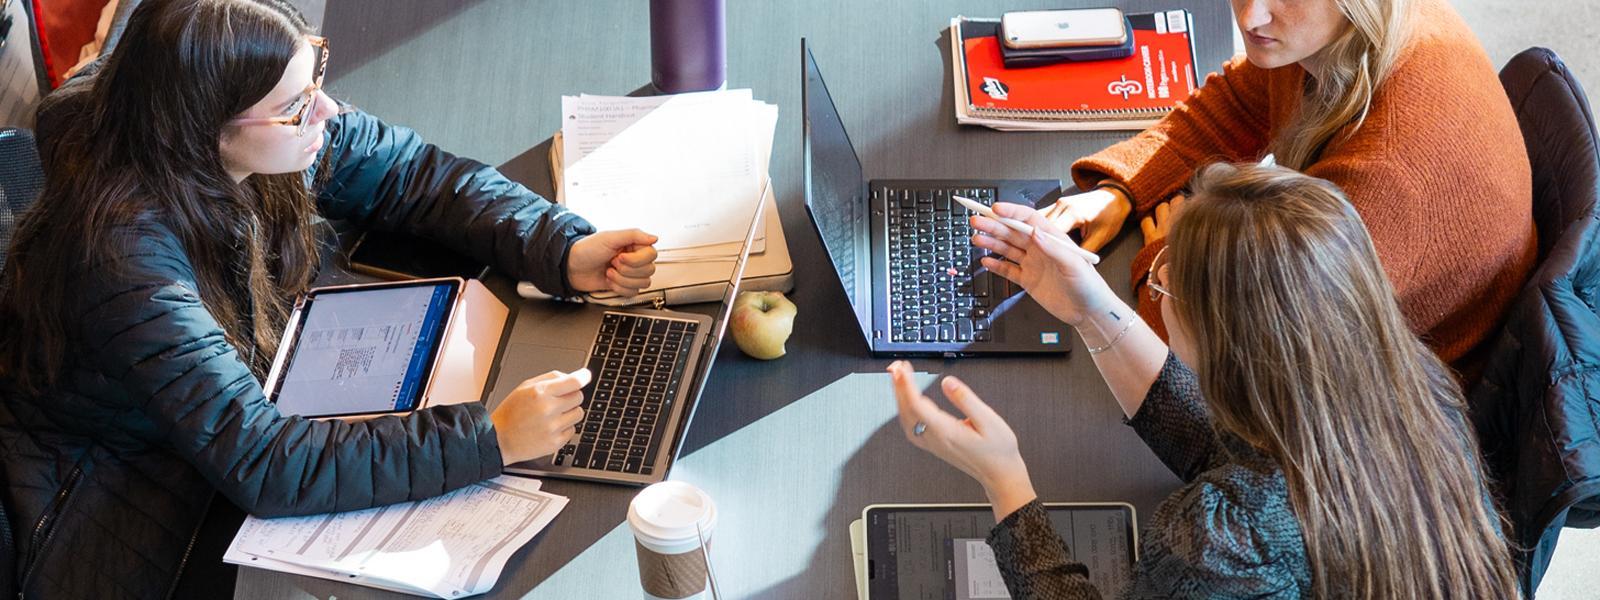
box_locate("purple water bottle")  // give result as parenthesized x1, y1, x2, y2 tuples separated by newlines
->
(649, 0, 726, 94)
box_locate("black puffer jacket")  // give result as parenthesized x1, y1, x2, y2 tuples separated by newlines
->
(1469, 47, 1600, 596)
(0, 107, 595, 598)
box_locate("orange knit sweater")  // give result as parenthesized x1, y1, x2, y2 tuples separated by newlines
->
(1071, 0, 1535, 375)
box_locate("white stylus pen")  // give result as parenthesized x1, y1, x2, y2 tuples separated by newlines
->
(953, 196, 1101, 266)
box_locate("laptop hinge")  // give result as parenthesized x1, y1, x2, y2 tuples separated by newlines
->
(651, 296, 667, 310)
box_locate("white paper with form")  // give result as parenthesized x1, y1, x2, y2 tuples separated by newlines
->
(560, 90, 778, 251)
(561, 90, 753, 166)
(225, 476, 567, 598)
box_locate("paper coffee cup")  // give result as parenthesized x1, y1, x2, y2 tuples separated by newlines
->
(627, 481, 718, 600)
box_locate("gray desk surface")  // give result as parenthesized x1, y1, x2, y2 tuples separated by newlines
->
(236, 1, 1234, 597)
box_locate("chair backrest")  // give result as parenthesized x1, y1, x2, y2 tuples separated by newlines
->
(1500, 48, 1600, 258)
(1471, 47, 1600, 596)
(0, 128, 45, 274)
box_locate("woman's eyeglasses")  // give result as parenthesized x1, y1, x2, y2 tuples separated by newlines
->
(1148, 246, 1176, 302)
(230, 35, 329, 137)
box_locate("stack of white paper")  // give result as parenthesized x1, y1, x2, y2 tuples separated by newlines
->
(225, 476, 567, 598)
(558, 90, 778, 263)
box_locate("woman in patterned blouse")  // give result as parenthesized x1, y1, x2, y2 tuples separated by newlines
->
(887, 162, 1518, 598)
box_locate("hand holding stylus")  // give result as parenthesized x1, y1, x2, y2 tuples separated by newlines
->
(955, 196, 1101, 266)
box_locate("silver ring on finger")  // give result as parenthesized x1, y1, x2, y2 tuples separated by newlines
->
(913, 422, 927, 436)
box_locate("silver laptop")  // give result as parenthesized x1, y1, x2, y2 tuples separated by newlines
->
(485, 196, 765, 485)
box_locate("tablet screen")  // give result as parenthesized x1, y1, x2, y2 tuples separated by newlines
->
(865, 504, 1134, 599)
(271, 281, 457, 417)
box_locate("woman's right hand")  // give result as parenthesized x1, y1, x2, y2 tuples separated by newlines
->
(491, 369, 591, 465)
(970, 203, 1121, 328)
(1039, 186, 1132, 253)
(888, 361, 1037, 521)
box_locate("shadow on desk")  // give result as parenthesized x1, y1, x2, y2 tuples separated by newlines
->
(749, 418, 906, 599)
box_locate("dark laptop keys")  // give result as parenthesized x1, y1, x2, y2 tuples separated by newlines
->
(639, 322, 697, 474)
(560, 314, 699, 474)
(886, 186, 999, 344)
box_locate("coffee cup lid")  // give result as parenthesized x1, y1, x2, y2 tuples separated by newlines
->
(628, 481, 717, 552)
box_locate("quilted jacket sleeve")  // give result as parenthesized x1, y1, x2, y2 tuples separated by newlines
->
(73, 223, 504, 518)
(308, 109, 597, 296)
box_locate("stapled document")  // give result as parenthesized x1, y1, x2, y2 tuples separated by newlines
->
(225, 476, 567, 598)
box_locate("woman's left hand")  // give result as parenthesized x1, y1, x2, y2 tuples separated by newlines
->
(888, 361, 1038, 520)
(1139, 195, 1184, 246)
(567, 229, 659, 296)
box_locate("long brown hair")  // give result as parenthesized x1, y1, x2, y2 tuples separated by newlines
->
(1271, 0, 1414, 170)
(1167, 163, 1518, 598)
(0, 0, 322, 392)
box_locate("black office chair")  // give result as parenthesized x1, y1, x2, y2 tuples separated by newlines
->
(0, 127, 41, 600)
(1468, 47, 1600, 597)
(0, 128, 45, 274)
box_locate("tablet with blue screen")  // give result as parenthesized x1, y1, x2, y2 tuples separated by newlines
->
(265, 278, 461, 418)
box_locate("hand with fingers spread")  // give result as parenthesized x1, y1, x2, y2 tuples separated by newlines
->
(1141, 195, 1185, 246)
(491, 368, 591, 465)
(567, 229, 659, 296)
(888, 361, 1037, 521)
(1038, 185, 1132, 253)
(970, 202, 1122, 328)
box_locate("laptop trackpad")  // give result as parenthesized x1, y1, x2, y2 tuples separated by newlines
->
(485, 344, 589, 411)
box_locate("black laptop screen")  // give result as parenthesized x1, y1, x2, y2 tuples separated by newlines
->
(802, 41, 874, 343)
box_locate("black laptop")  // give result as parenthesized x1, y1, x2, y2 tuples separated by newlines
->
(802, 40, 1069, 356)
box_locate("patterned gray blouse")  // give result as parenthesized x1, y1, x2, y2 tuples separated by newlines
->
(984, 353, 1313, 599)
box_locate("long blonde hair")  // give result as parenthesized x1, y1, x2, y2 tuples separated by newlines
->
(1272, 0, 1414, 169)
(1167, 163, 1518, 598)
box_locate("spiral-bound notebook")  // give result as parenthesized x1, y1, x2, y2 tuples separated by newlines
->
(951, 11, 1198, 131)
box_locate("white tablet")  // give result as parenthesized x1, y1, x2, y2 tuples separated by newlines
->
(264, 278, 461, 419)
(860, 502, 1137, 599)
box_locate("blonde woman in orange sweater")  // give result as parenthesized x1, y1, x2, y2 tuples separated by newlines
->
(1045, 0, 1534, 378)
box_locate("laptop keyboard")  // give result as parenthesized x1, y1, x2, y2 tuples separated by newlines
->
(883, 186, 998, 344)
(553, 312, 699, 475)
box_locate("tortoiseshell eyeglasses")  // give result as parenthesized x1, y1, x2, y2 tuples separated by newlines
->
(231, 35, 329, 137)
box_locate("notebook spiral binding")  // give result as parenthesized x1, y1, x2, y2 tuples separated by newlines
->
(967, 105, 1172, 121)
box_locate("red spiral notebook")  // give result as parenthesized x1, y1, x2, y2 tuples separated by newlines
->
(951, 11, 1199, 131)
